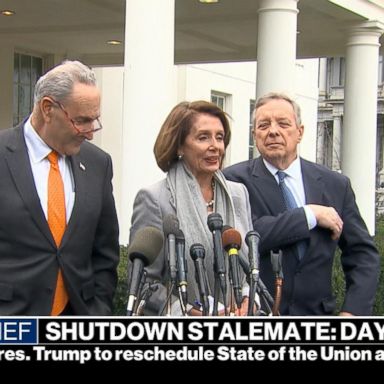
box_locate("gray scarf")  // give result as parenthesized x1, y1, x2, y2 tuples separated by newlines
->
(166, 159, 235, 303)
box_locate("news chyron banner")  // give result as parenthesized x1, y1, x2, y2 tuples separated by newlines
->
(1, 317, 384, 363)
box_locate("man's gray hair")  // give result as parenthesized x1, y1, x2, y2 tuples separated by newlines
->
(33, 60, 97, 105)
(252, 92, 302, 127)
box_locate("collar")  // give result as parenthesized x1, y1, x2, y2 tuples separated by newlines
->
(24, 116, 60, 163)
(263, 156, 302, 182)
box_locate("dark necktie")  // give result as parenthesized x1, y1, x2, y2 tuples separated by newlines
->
(277, 171, 307, 260)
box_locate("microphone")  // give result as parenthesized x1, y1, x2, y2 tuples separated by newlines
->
(239, 231, 274, 314)
(207, 213, 226, 275)
(136, 269, 147, 307)
(245, 230, 261, 316)
(207, 213, 227, 314)
(238, 258, 273, 309)
(163, 214, 179, 284)
(176, 229, 188, 308)
(190, 243, 209, 316)
(245, 230, 261, 284)
(126, 226, 163, 316)
(222, 227, 243, 309)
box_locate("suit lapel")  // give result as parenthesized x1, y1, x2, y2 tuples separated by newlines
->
(301, 159, 324, 204)
(300, 159, 325, 263)
(4, 125, 55, 246)
(251, 157, 286, 214)
(62, 154, 87, 245)
(251, 157, 325, 209)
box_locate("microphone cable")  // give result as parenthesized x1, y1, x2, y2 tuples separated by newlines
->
(271, 250, 283, 316)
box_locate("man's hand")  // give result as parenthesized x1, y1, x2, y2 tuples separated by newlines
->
(339, 311, 354, 316)
(234, 296, 257, 316)
(308, 204, 343, 240)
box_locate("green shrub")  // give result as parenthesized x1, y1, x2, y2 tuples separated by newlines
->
(332, 215, 384, 315)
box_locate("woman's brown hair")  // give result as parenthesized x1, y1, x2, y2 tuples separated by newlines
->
(154, 100, 231, 172)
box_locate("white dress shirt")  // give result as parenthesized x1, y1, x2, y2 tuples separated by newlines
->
(263, 157, 316, 229)
(24, 116, 75, 222)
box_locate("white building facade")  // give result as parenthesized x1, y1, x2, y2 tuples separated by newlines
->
(2, 0, 384, 243)
(93, 59, 319, 244)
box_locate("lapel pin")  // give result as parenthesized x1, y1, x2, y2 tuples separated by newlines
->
(80, 162, 86, 171)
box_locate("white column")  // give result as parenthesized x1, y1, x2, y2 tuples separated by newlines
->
(316, 121, 325, 165)
(256, 0, 298, 98)
(332, 115, 342, 171)
(93, 67, 124, 233)
(120, 0, 177, 244)
(318, 58, 328, 100)
(342, 22, 384, 234)
(0, 45, 14, 129)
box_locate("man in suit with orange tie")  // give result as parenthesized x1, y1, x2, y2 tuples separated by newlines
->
(0, 60, 119, 315)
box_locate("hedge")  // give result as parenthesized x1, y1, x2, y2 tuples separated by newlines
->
(332, 215, 384, 315)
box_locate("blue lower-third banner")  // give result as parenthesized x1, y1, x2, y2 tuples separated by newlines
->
(1, 317, 384, 363)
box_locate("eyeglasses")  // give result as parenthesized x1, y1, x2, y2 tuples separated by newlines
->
(49, 98, 103, 134)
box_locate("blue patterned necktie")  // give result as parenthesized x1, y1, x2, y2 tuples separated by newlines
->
(277, 171, 307, 260)
(277, 171, 297, 210)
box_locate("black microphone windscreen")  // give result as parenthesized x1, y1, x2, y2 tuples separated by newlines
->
(207, 212, 223, 231)
(163, 214, 180, 236)
(245, 230, 260, 246)
(190, 243, 205, 261)
(222, 228, 242, 250)
(128, 226, 164, 265)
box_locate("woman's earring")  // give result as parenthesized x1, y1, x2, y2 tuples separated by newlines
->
(178, 153, 183, 160)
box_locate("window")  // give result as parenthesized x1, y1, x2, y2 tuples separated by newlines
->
(211, 92, 226, 111)
(211, 91, 232, 165)
(13, 53, 43, 125)
(316, 121, 333, 169)
(326, 57, 345, 96)
(338, 58, 345, 87)
(249, 99, 255, 159)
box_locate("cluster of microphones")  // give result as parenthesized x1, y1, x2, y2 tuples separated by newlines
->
(126, 213, 274, 316)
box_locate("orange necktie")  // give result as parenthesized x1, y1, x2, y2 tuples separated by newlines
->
(47, 151, 69, 315)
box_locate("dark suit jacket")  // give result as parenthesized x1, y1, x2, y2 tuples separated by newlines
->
(224, 157, 380, 315)
(0, 125, 119, 315)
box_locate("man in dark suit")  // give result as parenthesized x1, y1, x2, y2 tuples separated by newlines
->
(224, 92, 379, 316)
(0, 60, 119, 315)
